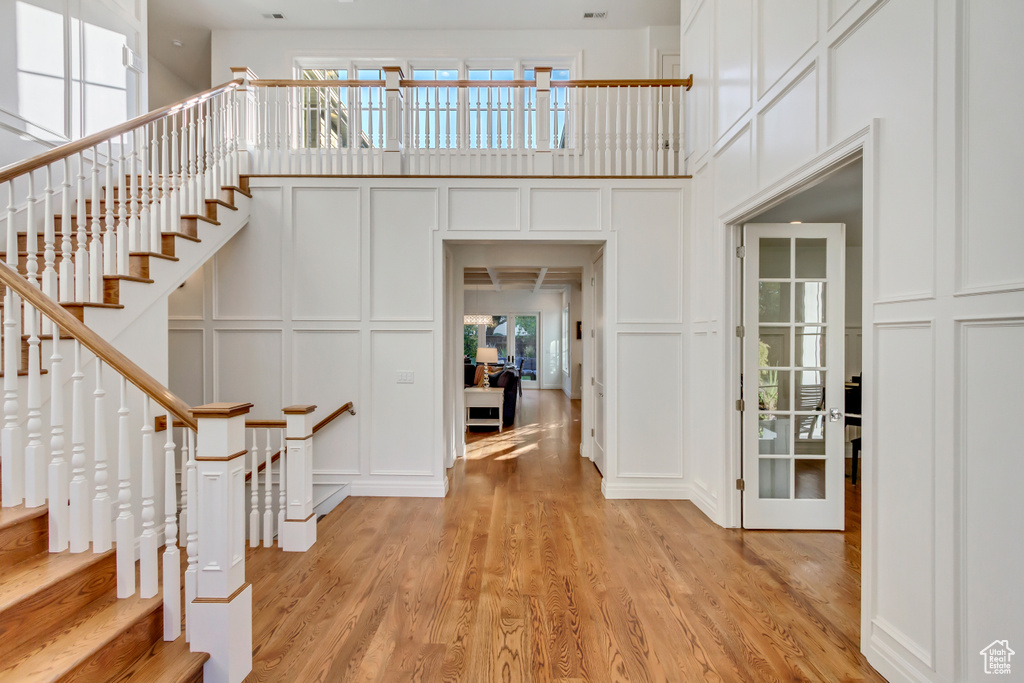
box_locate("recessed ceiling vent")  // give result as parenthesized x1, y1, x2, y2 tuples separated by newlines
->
(583, 11, 608, 19)
(262, 12, 286, 19)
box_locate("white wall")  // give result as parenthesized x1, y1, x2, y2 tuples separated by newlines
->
(562, 284, 584, 399)
(148, 55, 195, 109)
(210, 26, 679, 81)
(464, 287, 564, 389)
(170, 177, 686, 501)
(0, 0, 147, 168)
(681, 0, 1024, 681)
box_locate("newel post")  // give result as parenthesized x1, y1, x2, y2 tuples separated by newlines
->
(534, 67, 553, 174)
(229, 67, 258, 175)
(189, 402, 254, 683)
(383, 66, 404, 174)
(282, 404, 317, 552)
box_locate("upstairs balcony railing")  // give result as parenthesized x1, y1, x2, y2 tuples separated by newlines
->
(236, 66, 692, 177)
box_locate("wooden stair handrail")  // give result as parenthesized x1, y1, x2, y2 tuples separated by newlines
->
(0, 79, 244, 185)
(243, 401, 355, 482)
(252, 77, 693, 90)
(0, 261, 197, 431)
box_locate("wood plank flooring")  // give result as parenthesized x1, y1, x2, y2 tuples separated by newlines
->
(246, 390, 885, 682)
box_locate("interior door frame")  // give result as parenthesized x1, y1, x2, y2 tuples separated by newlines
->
(718, 122, 877, 530)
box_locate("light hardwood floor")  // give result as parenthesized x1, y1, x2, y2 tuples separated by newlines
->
(246, 390, 884, 682)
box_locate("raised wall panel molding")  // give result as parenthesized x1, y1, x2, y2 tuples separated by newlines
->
(369, 188, 436, 321)
(292, 187, 362, 321)
(448, 188, 519, 231)
(757, 0, 819, 99)
(828, 0, 863, 31)
(756, 62, 819, 189)
(529, 188, 601, 232)
(712, 0, 754, 145)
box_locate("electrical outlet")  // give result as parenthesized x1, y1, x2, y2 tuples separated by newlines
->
(396, 371, 415, 384)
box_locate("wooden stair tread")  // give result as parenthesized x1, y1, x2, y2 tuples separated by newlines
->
(0, 547, 114, 613)
(129, 251, 178, 262)
(0, 503, 47, 534)
(226, 184, 252, 198)
(60, 301, 125, 309)
(163, 231, 202, 243)
(107, 635, 208, 683)
(180, 214, 220, 226)
(0, 588, 161, 681)
(103, 275, 155, 284)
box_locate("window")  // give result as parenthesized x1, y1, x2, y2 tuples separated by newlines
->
(562, 305, 569, 375)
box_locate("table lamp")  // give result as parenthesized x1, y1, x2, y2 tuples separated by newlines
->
(476, 347, 499, 388)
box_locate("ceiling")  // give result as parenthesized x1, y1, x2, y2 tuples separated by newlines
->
(148, 0, 680, 92)
(751, 160, 864, 247)
(464, 266, 582, 292)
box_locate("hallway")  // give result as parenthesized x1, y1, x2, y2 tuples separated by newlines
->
(246, 390, 883, 681)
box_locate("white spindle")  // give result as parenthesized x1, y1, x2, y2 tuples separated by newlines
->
(92, 360, 112, 551)
(25, 171, 38, 289)
(74, 155, 88, 301)
(150, 123, 162, 251)
(59, 158, 73, 302)
(89, 148, 103, 302)
(263, 428, 273, 547)
(179, 110, 191, 227)
(24, 302, 45, 508)
(249, 430, 259, 547)
(170, 114, 182, 238)
(140, 397, 158, 598)
(656, 87, 665, 176)
(115, 376, 135, 597)
(184, 428, 198, 642)
(205, 100, 216, 203)
(103, 140, 116, 275)
(132, 128, 143, 254)
(178, 426, 188, 547)
(188, 106, 199, 214)
(624, 87, 632, 176)
(117, 134, 129, 275)
(2, 184, 23, 508)
(42, 166, 57, 300)
(163, 410, 181, 640)
(69, 340, 89, 551)
(47, 326, 68, 551)
(160, 117, 171, 245)
(277, 430, 286, 547)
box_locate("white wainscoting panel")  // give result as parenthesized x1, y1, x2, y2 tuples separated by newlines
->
(292, 187, 361, 320)
(873, 322, 935, 669)
(293, 330, 361, 475)
(960, 320, 1024, 665)
(758, 64, 818, 188)
(529, 188, 601, 232)
(369, 330, 435, 476)
(213, 329, 283, 418)
(684, 0, 712, 162)
(831, 0, 936, 301)
(370, 188, 436, 320)
(829, 0, 859, 29)
(960, 1, 1024, 294)
(214, 188, 283, 320)
(168, 329, 205, 407)
(758, 0, 818, 97)
(611, 189, 682, 323)
(714, 0, 754, 141)
(616, 333, 684, 478)
(714, 124, 753, 214)
(448, 188, 519, 231)
(169, 267, 204, 320)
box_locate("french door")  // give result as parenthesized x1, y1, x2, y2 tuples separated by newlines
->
(742, 223, 845, 529)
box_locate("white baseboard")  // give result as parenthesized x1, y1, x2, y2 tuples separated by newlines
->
(348, 480, 448, 498)
(686, 483, 719, 524)
(864, 632, 933, 683)
(314, 481, 351, 516)
(601, 480, 691, 500)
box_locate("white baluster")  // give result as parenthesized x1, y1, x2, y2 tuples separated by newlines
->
(249, 430, 259, 547)
(160, 117, 171, 246)
(59, 158, 73, 302)
(277, 429, 286, 547)
(656, 87, 665, 176)
(179, 110, 191, 229)
(645, 87, 655, 175)
(69, 340, 89, 551)
(207, 98, 217, 198)
(150, 122, 162, 251)
(117, 134, 129, 275)
(184, 428, 198, 642)
(140, 397, 158, 598)
(179, 426, 188, 547)
(103, 139, 116, 275)
(24, 301, 45, 508)
(189, 106, 199, 214)
(624, 87, 632, 176)
(263, 428, 273, 547)
(163, 410, 181, 640)
(169, 114, 182, 240)
(92, 360, 112, 552)
(48, 325, 68, 551)
(89, 147, 104, 302)
(130, 129, 142, 255)
(141, 125, 153, 253)
(25, 171, 38, 289)
(74, 155, 88, 301)
(2, 184, 23, 508)
(42, 165, 57, 301)
(115, 376, 135, 597)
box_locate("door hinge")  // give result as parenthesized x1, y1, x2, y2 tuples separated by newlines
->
(736, 399, 745, 411)
(736, 325, 745, 337)
(591, 277, 596, 286)
(736, 478, 745, 491)
(591, 428, 595, 437)
(591, 377, 595, 386)
(590, 329, 595, 338)
(736, 245, 746, 258)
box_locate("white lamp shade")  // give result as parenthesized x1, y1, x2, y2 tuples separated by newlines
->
(476, 347, 499, 364)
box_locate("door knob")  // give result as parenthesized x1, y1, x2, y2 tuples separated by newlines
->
(829, 408, 842, 422)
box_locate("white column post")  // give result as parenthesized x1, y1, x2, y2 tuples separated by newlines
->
(188, 402, 253, 683)
(282, 404, 316, 552)
(534, 67, 553, 175)
(383, 66, 404, 175)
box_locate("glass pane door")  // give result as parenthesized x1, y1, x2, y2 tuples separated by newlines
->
(512, 314, 538, 382)
(743, 224, 845, 529)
